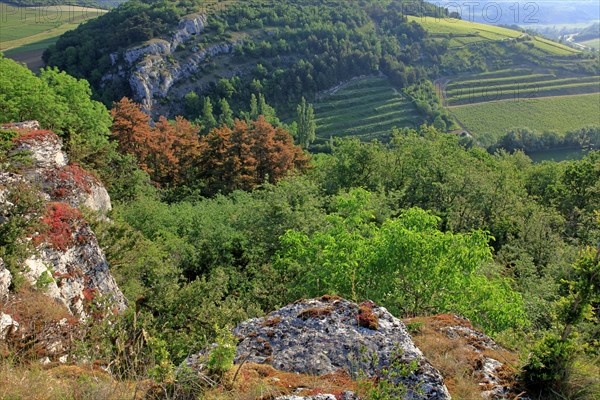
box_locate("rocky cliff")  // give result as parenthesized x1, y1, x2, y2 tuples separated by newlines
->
(0, 122, 126, 362)
(103, 13, 238, 113)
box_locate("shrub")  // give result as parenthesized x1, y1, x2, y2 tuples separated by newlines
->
(35, 202, 84, 251)
(207, 327, 237, 377)
(521, 333, 577, 393)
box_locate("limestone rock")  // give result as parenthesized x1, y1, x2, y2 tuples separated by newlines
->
(11, 130, 67, 170)
(189, 297, 451, 399)
(0, 258, 11, 299)
(0, 312, 18, 339)
(0, 121, 41, 131)
(102, 13, 237, 113)
(275, 393, 360, 400)
(23, 223, 127, 318)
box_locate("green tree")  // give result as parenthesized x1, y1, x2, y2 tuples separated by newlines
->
(296, 97, 316, 148)
(183, 91, 201, 118)
(277, 189, 527, 332)
(217, 98, 234, 128)
(201, 97, 217, 131)
(249, 94, 259, 119)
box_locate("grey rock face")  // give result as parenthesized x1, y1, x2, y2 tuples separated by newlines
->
(230, 298, 450, 399)
(275, 394, 359, 400)
(23, 224, 127, 318)
(0, 121, 41, 131)
(103, 13, 236, 112)
(11, 130, 67, 170)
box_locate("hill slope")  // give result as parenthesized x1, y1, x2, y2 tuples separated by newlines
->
(44, 0, 596, 119)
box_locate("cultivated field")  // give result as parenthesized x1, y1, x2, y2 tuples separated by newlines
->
(0, 3, 104, 68)
(450, 92, 600, 141)
(408, 16, 578, 56)
(313, 76, 424, 144)
(444, 70, 600, 106)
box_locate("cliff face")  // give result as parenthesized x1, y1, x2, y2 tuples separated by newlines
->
(0, 123, 126, 321)
(103, 13, 237, 113)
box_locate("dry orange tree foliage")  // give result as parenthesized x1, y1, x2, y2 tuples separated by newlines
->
(111, 98, 201, 186)
(197, 115, 309, 195)
(111, 99, 308, 193)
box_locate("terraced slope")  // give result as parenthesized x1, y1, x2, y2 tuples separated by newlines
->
(444, 70, 600, 106)
(314, 76, 424, 144)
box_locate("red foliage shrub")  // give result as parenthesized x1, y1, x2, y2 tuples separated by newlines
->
(82, 287, 97, 302)
(12, 130, 60, 145)
(46, 163, 98, 200)
(357, 301, 379, 330)
(34, 202, 84, 251)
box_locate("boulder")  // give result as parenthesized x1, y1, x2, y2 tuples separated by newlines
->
(188, 297, 451, 399)
(0, 312, 18, 339)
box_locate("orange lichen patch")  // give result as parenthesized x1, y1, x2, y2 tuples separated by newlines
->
(320, 294, 342, 302)
(297, 306, 333, 320)
(261, 316, 282, 327)
(357, 301, 378, 330)
(34, 202, 84, 251)
(202, 363, 357, 400)
(12, 130, 60, 145)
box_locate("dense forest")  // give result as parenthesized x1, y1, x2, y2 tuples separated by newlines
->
(1, 50, 599, 399)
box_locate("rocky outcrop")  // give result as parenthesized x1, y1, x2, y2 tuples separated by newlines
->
(103, 13, 237, 112)
(436, 318, 516, 399)
(0, 123, 125, 319)
(128, 42, 236, 111)
(188, 297, 451, 399)
(11, 130, 111, 214)
(275, 394, 359, 400)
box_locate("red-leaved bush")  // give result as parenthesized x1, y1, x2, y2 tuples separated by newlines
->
(46, 164, 98, 199)
(34, 202, 84, 251)
(12, 130, 60, 145)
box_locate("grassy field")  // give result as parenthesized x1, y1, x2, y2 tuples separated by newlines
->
(313, 76, 424, 144)
(408, 16, 578, 56)
(450, 93, 600, 140)
(0, 3, 104, 68)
